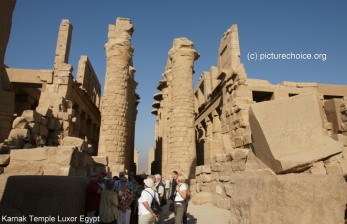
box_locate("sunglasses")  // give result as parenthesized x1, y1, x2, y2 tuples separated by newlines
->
(91, 175, 97, 177)
(121, 181, 127, 183)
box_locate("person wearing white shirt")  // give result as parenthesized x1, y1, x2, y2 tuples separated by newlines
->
(174, 174, 188, 224)
(138, 178, 159, 224)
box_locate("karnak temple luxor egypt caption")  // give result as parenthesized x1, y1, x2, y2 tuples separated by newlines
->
(1, 1, 347, 224)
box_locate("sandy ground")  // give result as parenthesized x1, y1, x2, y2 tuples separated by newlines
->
(162, 200, 231, 224)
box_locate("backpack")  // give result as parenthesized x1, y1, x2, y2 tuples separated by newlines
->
(144, 190, 162, 214)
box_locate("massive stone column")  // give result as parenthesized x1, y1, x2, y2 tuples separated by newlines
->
(159, 65, 173, 178)
(168, 38, 199, 179)
(0, 0, 16, 143)
(125, 66, 138, 173)
(98, 18, 135, 175)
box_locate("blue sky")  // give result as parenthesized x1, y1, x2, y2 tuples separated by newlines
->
(5, 1, 347, 172)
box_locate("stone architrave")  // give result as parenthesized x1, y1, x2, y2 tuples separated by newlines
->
(167, 38, 199, 179)
(250, 92, 344, 173)
(98, 18, 135, 175)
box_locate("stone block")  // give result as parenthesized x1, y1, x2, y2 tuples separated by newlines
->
(195, 175, 202, 183)
(62, 121, 70, 130)
(0, 175, 89, 220)
(233, 137, 244, 147)
(39, 125, 48, 137)
(84, 153, 95, 167)
(75, 167, 88, 176)
(36, 106, 53, 118)
(58, 112, 69, 121)
(191, 192, 212, 205)
(67, 109, 75, 116)
(28, 122, 40, 133)
(7, 139, 25, 149)
(243, 133, 252, 145)
(339, 163, 347, 176)
(326, 153, 343, 164)
(307, 161, 326, 175)
(0, 143, 10, 154)
(224, 184, 234, 197)
(250, 92, 344, 173)
(234, 148, 249, 160)
(202, 165, 212, 174)
(47, 117, 56, 130)
(92, 156, 108, 166)
(219, 175, 230, 182)
(94, 165, 108, 174)
(23, 143, 34, 149)
(76, 152, 85, 168)
(231, 160, 246, 171)
(61, 137, 88, 152)
(229, 175, 347, 224)
(325, 163, 342, 175)
(54, 119, 62, 131)
(87, 144, 93, 154)
(211, 162, 221, 172)
(12, 117, 28, 129)
(201, 173, 211, 183)
(195, 166, 202, 175)
(0, 154, 10, 165)
(331, 134, 347, 147)
(220, 163, 232, 172)
(199, 183, 211, 192)
(215, 154, 229, 162)
(4, 147, 77, 175)
(8, 129, 30, 141)
(227, 152, 235, 161)
(41, 117, 48, 126)
(70, 151, 79, 168)
(211, 172, 219, 181)
(22, 110, 41, 123)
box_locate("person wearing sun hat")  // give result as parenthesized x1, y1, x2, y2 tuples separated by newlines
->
(138, 178, 160, 224)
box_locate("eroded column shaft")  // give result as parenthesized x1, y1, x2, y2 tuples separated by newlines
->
(168, 38, 199, 178)
(98, 18, 135, 175)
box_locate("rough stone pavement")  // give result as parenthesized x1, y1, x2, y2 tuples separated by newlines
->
(162, 200, 230, 224)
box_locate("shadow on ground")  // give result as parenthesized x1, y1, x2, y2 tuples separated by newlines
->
(162, 200, 197, 224)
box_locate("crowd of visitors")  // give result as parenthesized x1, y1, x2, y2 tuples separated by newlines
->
(85, 170, 189, 224)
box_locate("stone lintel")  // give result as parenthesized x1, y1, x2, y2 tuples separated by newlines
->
(6, 68, 53, 85)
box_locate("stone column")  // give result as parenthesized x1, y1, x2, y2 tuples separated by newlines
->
(159, 80, 170, 178)
(0, 0, 16, 143)
(168, 38, 199, 179)
(125, 66, 137, 173)
(98, 18, 135, 175)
